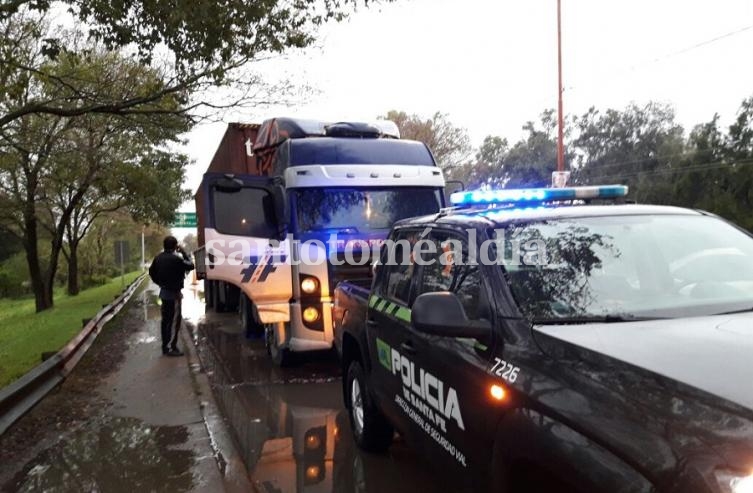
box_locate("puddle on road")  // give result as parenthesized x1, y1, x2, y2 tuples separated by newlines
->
(5, 416, 195, 493)
(198, 319, 340, 386)
(196, 316, 458, 493)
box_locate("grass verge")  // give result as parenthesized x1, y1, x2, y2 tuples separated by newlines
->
(0, 271, 143, 388)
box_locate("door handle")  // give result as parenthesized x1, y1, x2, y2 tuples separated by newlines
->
(366, 318, 379, 327)
(400, 341, 416, 355)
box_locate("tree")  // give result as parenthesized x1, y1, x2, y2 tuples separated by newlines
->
(381, 110, 472, 173)
(0, 1, 391, 127)
(0, 44, 190, 309)
(570, 102, 685, 203)
(469, 110, 561, 188)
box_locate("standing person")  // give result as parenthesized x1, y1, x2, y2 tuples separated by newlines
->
(148, 236, 194, 356)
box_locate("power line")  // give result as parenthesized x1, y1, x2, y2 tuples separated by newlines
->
(566, 23, 753, 92)
(584, 158, 753, 182)
(637, 24, 753, 69)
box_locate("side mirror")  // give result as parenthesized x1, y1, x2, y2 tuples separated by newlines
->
(272, 184, 289, 240)
(411, 292, 490, 338)
(214, 175, 243, 193)
(444, 180, 465, 206)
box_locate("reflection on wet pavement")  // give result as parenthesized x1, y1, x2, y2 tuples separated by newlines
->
(7, 414, 194, 492)
(188, 284, 461, 493)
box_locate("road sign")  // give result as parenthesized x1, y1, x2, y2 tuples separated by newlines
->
(114, 240, 130, 265)
(171, 212, 197, 228)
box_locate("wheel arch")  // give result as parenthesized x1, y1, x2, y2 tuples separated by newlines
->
(491, 408, 654, 493)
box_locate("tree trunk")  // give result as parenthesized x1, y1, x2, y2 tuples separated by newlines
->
(23, 209, 52, 312)
(67, 241, 80, 295)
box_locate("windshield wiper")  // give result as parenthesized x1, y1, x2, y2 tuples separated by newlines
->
(712, 306, 753, 316)
(533, 314, 665, 325)
(311, 226, 360, 234)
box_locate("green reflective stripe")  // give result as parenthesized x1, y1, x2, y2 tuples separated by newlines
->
(474, 341, 488, 351)
(384, 301, 397, 315)
(375, 299, 388, 312)
(395, 306, 411, 322)
(369, 295, 380, 308)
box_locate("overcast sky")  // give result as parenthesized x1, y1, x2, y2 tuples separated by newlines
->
(178, 0, 753, 215)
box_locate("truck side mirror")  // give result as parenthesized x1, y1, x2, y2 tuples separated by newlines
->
(272, 184, 289, 240)
(214, 175, 243, 193)
(411, 292, 491, 339)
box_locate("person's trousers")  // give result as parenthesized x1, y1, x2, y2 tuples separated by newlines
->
(160, 298, 182, 352)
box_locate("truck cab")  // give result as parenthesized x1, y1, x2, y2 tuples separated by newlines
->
(195, 118, 446, 365)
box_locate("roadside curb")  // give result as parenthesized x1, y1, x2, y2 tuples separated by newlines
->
(0, 273, 146, 437)
(181, 324, 255, 493)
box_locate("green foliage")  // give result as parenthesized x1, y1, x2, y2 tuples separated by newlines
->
(0, 252, 30, 297)
(0, 270, 141, 387)
(0, 1, 389, 125)
(464, 95, 753, 231)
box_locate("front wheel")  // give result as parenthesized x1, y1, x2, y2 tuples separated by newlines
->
(346, 360, 393, 452)
(240, 295, 264, 339)
(265, 323, 292, 367)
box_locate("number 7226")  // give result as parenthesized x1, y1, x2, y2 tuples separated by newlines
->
(490, 357, 520, 383)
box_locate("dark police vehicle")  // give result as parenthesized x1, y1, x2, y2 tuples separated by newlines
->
(333, 185, 753, 493)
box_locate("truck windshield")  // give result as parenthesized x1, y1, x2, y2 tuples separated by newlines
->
(501, 214, 753, 321)
(294, 187, 441, 233)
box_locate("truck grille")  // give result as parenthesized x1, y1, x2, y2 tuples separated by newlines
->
(328, 251, 373, 289)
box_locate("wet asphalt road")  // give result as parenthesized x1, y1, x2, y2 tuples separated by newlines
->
(183, 286, 467, 493)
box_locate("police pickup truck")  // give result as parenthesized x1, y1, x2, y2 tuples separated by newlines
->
(333, 185, 753, 493)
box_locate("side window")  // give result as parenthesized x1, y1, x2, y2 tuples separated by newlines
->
(379, 230, 420, 306)
(212, 187, 277, 237)
(417, 232, 486, 321)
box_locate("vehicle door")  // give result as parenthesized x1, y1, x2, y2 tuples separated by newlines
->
(202, 174, 293, 320)
(364, 228, 422, 437)
(408, 228, 500, 474)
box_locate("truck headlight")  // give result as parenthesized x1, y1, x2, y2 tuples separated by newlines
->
(303, 306, 320, 323)
(733, 476, 753, 493)
(300, 276, 319, 295)
(716, 470, 753, 493)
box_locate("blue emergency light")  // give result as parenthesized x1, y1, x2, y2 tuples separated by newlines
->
(449, 185, 628, 206)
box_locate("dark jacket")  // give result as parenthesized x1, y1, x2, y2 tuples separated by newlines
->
(149, 250, 194, 292)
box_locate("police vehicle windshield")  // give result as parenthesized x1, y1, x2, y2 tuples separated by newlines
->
(294, 187, 442, 233)
(502, 214, 753, 321)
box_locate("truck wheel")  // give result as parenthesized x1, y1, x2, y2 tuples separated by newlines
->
(346, 360, 393, 452)
(205, 281, 215, 309)
(213, 282, 228, 312)
(240, 295, 264, 339)
(266, 324, 292, 367)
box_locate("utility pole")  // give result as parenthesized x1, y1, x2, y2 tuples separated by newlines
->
(556, 0, 565, 172)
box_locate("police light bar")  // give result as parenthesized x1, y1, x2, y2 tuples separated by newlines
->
(449, 185, 628, 206)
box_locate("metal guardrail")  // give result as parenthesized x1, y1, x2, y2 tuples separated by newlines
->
(0, 273, 146, 436)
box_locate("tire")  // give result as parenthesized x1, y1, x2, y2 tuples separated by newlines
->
(205, 280, 215, 309)
(346, 360, 393, 452)
(266, 323, 292, 367)
(213, 282, 229, 313)
(240, 295, 264, 338)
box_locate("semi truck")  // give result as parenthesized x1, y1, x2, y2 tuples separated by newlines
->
(194, 118, 446, 365)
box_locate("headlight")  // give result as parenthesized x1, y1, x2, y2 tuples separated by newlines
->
(302, 306, 320, 323)
(300, 277, 319, 294)
(716, 470, 753, 493)
(733, 476, 753, 493)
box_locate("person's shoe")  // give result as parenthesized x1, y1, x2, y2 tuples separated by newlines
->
(162, 347, 169, 355)
(166, 348, 184, 357)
